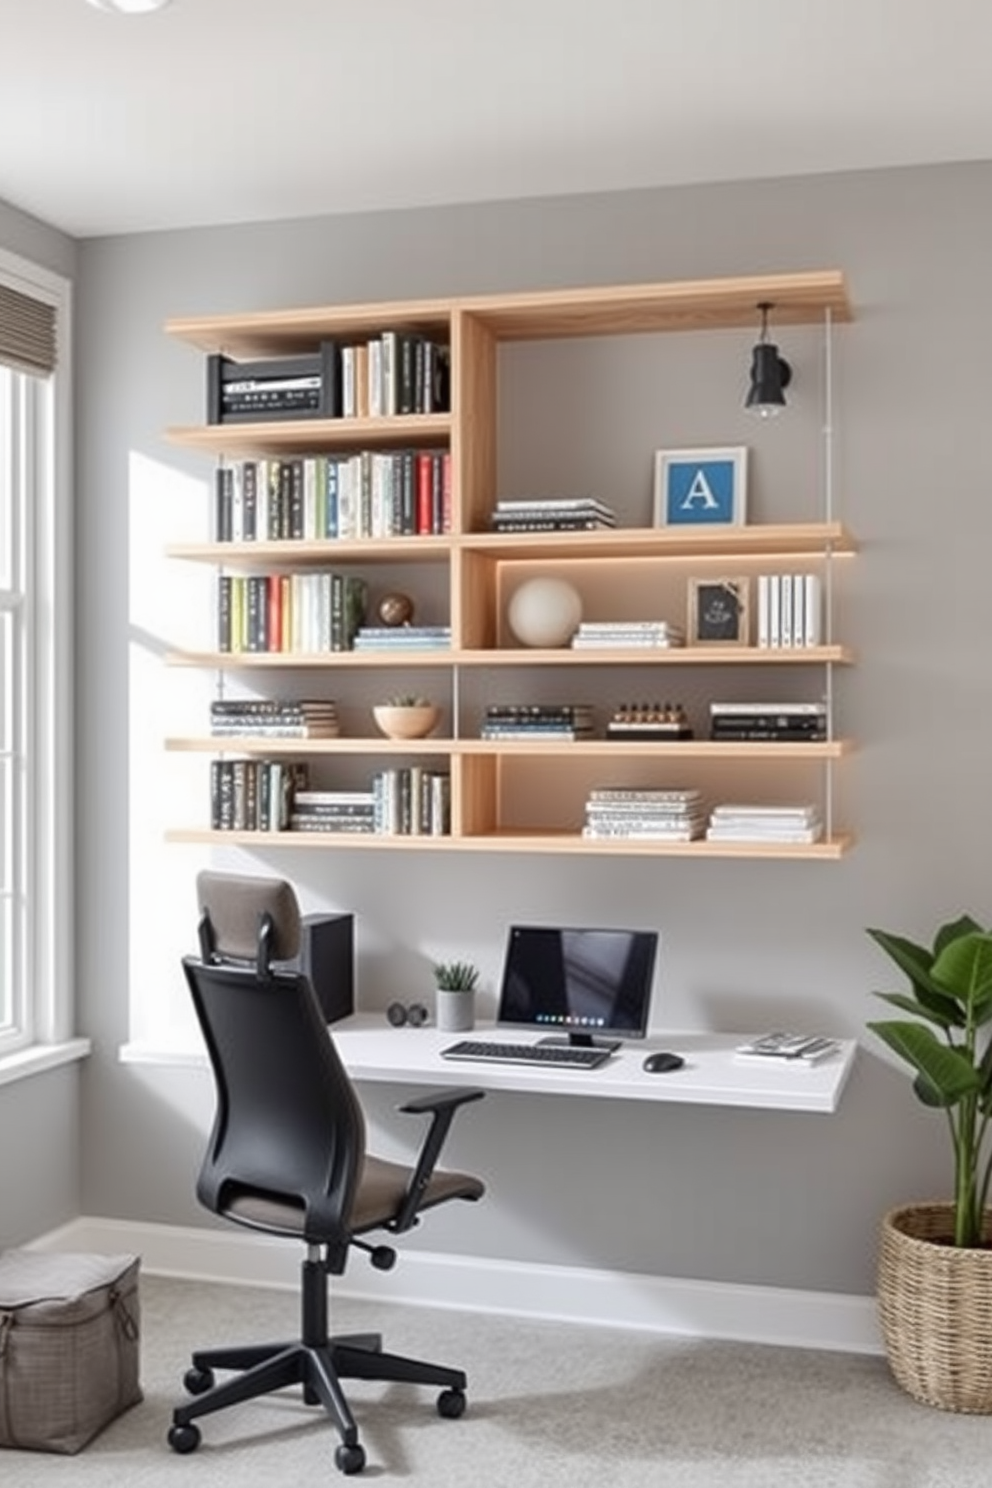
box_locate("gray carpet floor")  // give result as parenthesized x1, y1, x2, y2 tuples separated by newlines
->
(3, 1274, 990, 1485)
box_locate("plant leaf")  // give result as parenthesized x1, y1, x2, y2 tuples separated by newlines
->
(867, 1020, 981, 1105)
(934, 914, 985, 955)
(867, 928, 963, 1024)
(933, 933, 992, 1024)
(872, 990, 957, 1031)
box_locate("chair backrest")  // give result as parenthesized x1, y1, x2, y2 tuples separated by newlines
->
(185, 871, 366, 1259)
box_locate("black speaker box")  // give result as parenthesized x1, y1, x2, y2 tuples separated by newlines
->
(288, 913, 354, 1024)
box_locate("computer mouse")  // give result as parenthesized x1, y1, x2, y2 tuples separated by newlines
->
(642, 1050, 685, 1073)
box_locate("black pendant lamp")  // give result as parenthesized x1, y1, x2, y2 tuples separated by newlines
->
(745, 302, 792, 417)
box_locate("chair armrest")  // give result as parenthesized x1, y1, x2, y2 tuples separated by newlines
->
(391, 1087, 485, 1233)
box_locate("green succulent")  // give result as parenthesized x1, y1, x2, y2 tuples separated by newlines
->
(432, 960, 479, 992)
(867, 914, 992, 1248)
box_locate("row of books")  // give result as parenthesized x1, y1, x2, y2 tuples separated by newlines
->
(582, 787, 705, 841)
(571, 619, 684, 650)
(491, 497, 617, 533)
(757, 573, 823, 649)
(480, 704, 595, 741)
(213, 450, 451, 543)
(210, 759, 309, 832)
(704, 803, 823, 844)
(209, 699, 340, 739)
(216, 573, 367, 654)
(709, 701, 827, 742)
(206, 335, 450, 425)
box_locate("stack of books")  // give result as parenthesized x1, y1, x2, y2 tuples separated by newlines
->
(480, 704, 595, 740)
(290, 789, 376, 834)
(709, 701, 827, 742)
(352, 624, 451, 651)
(209, 699, 340, 739)
(571, 620, 684, 649)
(490, 498, 617, 532)
(582, 787, 705, 841)
(705, 803, 823, 845)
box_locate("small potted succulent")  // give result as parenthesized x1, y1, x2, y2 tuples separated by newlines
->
(432, 959, 480, 1033)
(372, 694, 440, 740)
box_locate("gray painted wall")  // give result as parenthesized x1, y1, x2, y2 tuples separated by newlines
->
(0, 199, 78, 1248)
(32, 160, 992, 1293)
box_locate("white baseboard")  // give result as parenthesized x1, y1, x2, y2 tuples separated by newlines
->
(30, 1216, 882, 1357)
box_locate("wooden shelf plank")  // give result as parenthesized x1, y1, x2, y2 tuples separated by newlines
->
(165, 737, 853, 759)
(164, 413, 450, 457)
(164, 271, 851, 357)
(460, 522, 856, 560)
(166, 537, 451, 565)
(165, 645, 852, 668)
(165, 827, 854, 859)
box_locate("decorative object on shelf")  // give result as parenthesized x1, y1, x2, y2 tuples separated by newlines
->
(653, 446, 748, 528)
(867, 915, 992, 1412)
(377, 591, 415, 628)
(433, 960, 480, 1033)
(745, 302, 792, 418)
(687, 577, 750, 645)
(606, 702, 693, 741)
(506, 576, 582, 648)
(386, 1001, 429, 1028)
(372, 697, 441, 740)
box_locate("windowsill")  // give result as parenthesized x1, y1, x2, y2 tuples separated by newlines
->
(0, 1037, 91, 1089)
(118, 1040, 205, 1069)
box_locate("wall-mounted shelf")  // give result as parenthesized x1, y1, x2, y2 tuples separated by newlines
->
(163, 270, 855, 858)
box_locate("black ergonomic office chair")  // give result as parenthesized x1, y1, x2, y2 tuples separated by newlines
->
(167, 870, 485, 1476)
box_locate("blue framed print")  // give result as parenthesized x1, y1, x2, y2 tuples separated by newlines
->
(653, 446, 748, 528)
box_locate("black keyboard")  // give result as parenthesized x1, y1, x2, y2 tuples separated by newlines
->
(441, 1039, 612, 1070)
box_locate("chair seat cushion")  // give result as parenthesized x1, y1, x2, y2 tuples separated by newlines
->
(222, 1158, 483, 1239)
(351, 1157, 485, 1233)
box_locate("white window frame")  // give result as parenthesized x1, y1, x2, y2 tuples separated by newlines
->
(0, 246, 75, 1070)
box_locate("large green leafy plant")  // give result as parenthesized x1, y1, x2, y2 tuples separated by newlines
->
(868, 915, 992, 1248)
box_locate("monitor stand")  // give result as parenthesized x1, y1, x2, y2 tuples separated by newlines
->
(536, 1032, 621, 1054)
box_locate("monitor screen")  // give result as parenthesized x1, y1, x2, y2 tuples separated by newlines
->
(497, 925, 658, 1047)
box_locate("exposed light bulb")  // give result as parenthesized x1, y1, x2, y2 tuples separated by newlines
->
(86, 0, 173, 14)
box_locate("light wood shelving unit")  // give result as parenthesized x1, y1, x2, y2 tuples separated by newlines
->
(163, 270, 855, 858)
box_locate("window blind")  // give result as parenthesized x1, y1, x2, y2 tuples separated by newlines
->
(0, 282, 57, 375)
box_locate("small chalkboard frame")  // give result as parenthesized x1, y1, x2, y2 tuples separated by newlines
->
(687, 577, 750, 646)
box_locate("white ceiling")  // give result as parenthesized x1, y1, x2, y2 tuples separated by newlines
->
(5, 0, 992, 240)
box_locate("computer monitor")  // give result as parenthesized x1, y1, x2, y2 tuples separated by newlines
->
(497, 924, 658, 1051)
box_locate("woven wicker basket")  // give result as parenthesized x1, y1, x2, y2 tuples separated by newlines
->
(878, 1202, 992, 1413)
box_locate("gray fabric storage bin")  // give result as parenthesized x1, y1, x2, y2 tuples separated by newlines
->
(0, 1249, 142, 1453)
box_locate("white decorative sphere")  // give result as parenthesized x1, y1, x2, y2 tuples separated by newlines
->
(507, 577, 583, 648)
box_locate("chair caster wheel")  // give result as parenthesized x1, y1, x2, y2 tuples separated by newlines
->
(184, 1365, 215, 1395)
(168, 1421, 201, 1454)
(335, 1441, 367, 1474)
(437, 1387, 466, 1418)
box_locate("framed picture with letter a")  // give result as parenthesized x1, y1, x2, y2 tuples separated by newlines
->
(653, 446, 748, 528)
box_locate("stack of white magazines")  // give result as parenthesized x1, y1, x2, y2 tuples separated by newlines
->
(734, 1032, 841, 1065)
(705, 803, 823, 844)
(571, 620, 684, 649)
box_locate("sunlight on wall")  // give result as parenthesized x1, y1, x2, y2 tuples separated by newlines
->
(128, 449, 213, 1053)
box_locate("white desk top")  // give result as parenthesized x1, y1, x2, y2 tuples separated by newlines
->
(330, 1017, 857, 1114)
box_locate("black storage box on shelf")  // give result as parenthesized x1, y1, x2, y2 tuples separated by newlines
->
(285, 913, 354, 1025)
(206, 339, 341, 424)
(0, 1249, 142, 1454)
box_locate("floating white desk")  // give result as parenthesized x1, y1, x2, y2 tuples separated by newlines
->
(330, 1017, 857, 1114)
